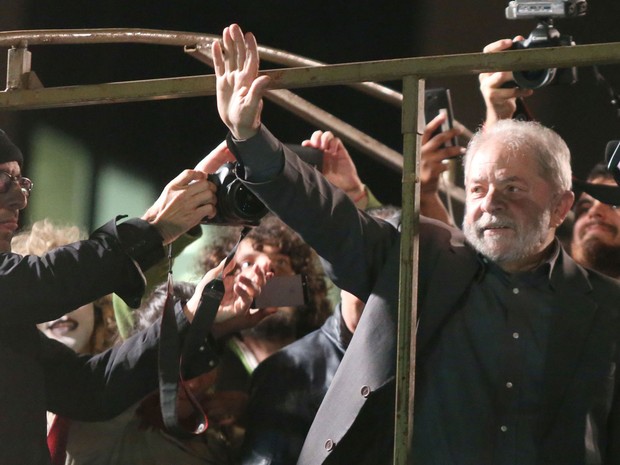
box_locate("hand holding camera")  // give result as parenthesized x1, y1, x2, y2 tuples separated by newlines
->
(479, 37, 534, 126)
(504, 0, 586, 89)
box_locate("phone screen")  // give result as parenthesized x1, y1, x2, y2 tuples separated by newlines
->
(252, 274, 307, 308)
(424, 87, 458, 150)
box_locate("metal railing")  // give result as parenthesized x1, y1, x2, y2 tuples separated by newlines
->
(1, 28, 619, 464)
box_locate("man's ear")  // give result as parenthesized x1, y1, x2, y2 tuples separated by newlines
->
(552, 190, 575, 228)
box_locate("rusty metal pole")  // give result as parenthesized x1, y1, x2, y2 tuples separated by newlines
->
(393, 75, 424, 465)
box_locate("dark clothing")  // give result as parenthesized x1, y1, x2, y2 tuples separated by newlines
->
(240, 305, 351, 465)
(227, 126, 620, 465)
(0, 217, 211, 465)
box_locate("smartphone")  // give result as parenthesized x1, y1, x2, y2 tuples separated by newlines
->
(252, 274, 308, 308)
(424, 87, 458, 151)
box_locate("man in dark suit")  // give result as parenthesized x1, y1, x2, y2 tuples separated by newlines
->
(206, 23, 620, 465)
(0, 128, 268, 465)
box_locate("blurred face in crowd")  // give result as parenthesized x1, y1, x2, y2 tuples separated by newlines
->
(463, 141, 569, 272)
(37, 303, 96, 354)
(235, 238, 297, 338)
(236, 238, 296, 313)
(571, 176, 620, 277)
(0, 161, 28, 253)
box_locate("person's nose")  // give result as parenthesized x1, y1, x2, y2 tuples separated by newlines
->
(254, 254, 274, 274)
(480, 186, 504, 214)
(5, 183, 28, 210)
(587, 198, 614, 220)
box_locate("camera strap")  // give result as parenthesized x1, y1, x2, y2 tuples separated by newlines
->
(158, 227, 251, 438)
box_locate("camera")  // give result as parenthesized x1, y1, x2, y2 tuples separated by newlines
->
(505, 0, 586, 20)
(202, 144, 324, 227)
(203, 162, 268, 227)
(505, 0, 587, 89)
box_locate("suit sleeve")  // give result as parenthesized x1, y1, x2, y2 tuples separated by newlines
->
(43, 301, 217, 421)
(0, 217, 165, 326)
(227, 126, 399, 302)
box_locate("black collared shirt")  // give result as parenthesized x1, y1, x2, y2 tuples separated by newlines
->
(414, 242, 562, 465)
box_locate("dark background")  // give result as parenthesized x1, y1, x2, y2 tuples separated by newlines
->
(1, 0, 620, 208)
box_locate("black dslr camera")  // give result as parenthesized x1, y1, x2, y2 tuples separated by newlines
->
(202, 144, 324, 227)
(505, 0, 587, 89)
(204, 162, 268, 227)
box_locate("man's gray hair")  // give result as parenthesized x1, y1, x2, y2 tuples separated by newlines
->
(464, 120, 572, 194)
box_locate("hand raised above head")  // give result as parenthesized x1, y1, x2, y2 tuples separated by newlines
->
(213, 24, 272, 140)
(302, 130, 366, 205)
(479, 36, 533, 127)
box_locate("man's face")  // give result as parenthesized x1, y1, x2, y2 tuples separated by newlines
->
(236, 238, 297, 318)
(0, 161, 28, 252)
(235, 239, 299, 342)
(571, 176, 620, 276)
(463, 141, 569, 272)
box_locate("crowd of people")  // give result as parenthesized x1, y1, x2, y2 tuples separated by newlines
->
(2, 22, 620, 465)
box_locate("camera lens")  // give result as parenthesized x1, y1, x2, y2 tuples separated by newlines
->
(513, 67, 557, 90)
(229, 182, 268, 220)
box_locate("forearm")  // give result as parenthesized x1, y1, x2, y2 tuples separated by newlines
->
(420, 192, 452, 226)
(0, 217, 164, 325)
(44, 302, 216, 421)
(228, 126, 398, 299)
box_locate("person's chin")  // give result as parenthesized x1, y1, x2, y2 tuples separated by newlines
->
(582, 228, 616, 243)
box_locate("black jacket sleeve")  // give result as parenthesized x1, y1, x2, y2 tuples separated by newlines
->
(0, 216, 165, 326)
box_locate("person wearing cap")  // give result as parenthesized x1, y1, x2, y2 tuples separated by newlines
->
(0, 129, 269, 465)
(208, 24, 620, 465)
(571, 162, 620, 278)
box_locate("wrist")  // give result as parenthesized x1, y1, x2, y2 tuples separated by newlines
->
(347, 184, 367, 208)
(232, 123, 260, 141)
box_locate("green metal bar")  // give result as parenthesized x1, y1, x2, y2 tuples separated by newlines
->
(1, 42, 620, 110)
(394, 75, 423, 465)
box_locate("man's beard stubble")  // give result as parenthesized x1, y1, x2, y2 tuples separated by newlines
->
(463, 209, 551, 266)
(576, 238, 620, 278)
(244, 308, 297, 342)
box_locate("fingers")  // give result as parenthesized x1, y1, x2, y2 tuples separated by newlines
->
(232, 263, 272, 314)
(422, 113, 447, 144)
(301, 130, 340, 152)
(243, 31, 258, 76)
(483, 38, 514, 53)
(222, 26, 237, 71)
(480, 70, 514, 87)
(212, 39, 225, 77)
(231, 25, 247, 71)
(194, 140, 235, 173)
(422, 114, 463, 150)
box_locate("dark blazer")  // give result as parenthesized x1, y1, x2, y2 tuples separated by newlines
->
(231, 126, 620, 465)
(0, 218, 202, 465)
(240, 305, 351, 465)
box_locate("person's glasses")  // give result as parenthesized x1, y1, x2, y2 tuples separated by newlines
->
(0, 171, 33, 197)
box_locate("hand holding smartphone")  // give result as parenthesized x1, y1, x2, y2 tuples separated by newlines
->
(424, 87, 458, 151)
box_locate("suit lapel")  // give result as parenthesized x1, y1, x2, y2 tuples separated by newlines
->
(416, 230, 480, 356)
(538, 249, 598, 439)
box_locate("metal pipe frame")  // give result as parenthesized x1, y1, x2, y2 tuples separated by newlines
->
(0, 28, 619, 465)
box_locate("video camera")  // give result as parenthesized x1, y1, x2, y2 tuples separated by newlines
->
(202, 144, 324, 227)
(504, 0, 587, 89)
